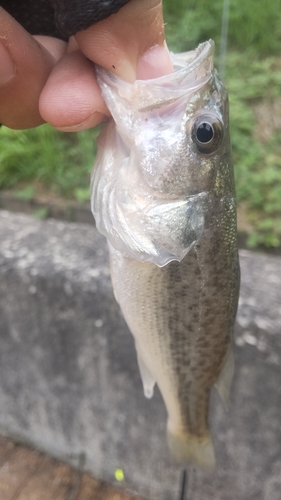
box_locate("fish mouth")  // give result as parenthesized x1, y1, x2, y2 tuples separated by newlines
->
(95, 40, 215, 115)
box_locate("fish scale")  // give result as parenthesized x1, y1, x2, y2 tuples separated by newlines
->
(91, 40, 240, 469)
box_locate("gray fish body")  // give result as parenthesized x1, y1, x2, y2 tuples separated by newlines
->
(92, 40, 240, 468)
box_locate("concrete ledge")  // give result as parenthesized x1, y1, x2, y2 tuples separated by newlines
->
(0, 210, 281, 500)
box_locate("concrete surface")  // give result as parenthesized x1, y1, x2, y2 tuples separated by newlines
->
(0, 209, 280, 500)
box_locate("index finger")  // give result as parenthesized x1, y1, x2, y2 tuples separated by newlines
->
(74, 0, 173, 82)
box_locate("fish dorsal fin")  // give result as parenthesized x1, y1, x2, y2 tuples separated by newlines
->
(136, 346, 155, 399)
(215, 344, 234, 405)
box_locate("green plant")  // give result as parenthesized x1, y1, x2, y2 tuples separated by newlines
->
(15, 186, 36, 200)
(0, 125, 100, 199)
(225, 52, 281, 247)
(163, 0, 281, 57)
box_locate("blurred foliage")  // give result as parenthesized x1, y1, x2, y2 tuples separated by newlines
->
(0, 125, 99, 200)
(163, 0, 281, 56)
(0, 0, 281, 248)
(225, 52, 281, 247)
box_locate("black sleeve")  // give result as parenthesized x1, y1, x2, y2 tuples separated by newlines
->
(0, 0, 132, 39)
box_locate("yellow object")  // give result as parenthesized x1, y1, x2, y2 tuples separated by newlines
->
(115, 468, 125, 482)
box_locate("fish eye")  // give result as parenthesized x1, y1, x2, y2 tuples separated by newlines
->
(191, 114, 223, 154)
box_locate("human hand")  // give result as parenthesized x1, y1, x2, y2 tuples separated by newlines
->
(0, 0, 173, 131)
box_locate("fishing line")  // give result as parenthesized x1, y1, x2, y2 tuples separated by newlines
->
(178, 469, 188, 500)
(179, 466, 196, 500)
(219, 0, 230, 80)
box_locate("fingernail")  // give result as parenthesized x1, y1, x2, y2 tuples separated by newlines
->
(0, 42, 16, 85)
(111, 59, 136, 84)
(136, 42, 174, 80)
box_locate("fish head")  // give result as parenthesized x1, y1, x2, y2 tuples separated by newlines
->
(92, 40, 233, 266)
(130, 75, 230, 200)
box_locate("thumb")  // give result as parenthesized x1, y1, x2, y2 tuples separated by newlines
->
(74, 0, 173, 82)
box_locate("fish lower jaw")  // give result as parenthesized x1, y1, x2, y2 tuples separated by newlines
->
(167, 426, 216, 472)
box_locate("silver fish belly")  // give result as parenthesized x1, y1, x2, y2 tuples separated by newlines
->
(91, 40, 240, 470)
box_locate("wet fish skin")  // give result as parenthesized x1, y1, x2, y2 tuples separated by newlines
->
(92, 40, 240, 469)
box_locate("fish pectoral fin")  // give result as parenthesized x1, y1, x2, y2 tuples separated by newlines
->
(215, 344, 234, 406)
(167, 427, 215, 472)
(136, 349, 156, 399)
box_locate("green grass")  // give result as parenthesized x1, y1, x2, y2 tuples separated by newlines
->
(0, 0, 281, 247)
(0, 125, 100, 201)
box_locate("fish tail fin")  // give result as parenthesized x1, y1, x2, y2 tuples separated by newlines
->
(167, 429, 216, 472)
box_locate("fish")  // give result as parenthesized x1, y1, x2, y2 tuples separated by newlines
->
(91, 40, 240, 470)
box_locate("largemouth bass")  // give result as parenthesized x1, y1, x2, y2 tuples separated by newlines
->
(91, 40, 240, 470)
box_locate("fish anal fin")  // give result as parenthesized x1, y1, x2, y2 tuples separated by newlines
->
(215, 344, 234, 406)
(136, 349, 155, 399)
(167, 428, 215, 472)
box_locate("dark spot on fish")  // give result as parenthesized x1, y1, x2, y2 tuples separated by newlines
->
(198, 357, 208, 367)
